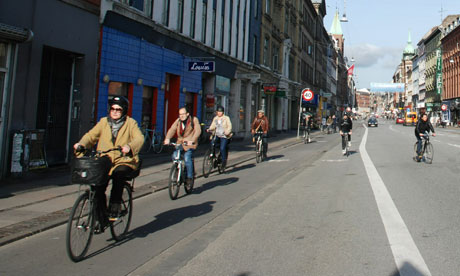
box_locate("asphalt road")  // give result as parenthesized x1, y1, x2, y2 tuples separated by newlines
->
(1, 120, 460, 275)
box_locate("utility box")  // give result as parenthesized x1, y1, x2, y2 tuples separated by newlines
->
(11, 130, 47, 174)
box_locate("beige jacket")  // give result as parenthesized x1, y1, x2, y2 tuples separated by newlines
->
(208, 115, 233, 138)
(165, 116, 201, 151)
(78, 116, 144, 174)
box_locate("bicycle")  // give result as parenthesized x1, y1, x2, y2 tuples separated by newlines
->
(413, 132, 434, 164)
(141, 127, 163, 154)
(342, 132, 350, 157)
(202, 134, 226, 178)
(66, 147, 140, 262)
(167, 143, 194, 200)
(254, 131, 264, 163)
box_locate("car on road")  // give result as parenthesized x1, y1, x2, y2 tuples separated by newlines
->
(396, 117, 404, 124)
(403, 112, 417, 126)
(368, 117, 378, 127)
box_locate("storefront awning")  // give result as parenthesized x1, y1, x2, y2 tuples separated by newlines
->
(0, 22, 33, 43)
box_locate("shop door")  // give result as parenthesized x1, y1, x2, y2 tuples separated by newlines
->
(37, 47, 74, 165)
(0, 42, 10, 176)
(163, 73, 180, 133)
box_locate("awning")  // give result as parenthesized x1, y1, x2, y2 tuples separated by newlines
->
(0, 22, 33, 43)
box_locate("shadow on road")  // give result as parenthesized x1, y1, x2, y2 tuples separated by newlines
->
(195, 177, 239, 194)
(226, 164, 255, 173)
(265, 155, 284, 161)
(83, 201, 216, 261)
(388, 261, 428, 276)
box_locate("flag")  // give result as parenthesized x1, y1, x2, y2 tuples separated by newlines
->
(347, 64, 355, 76)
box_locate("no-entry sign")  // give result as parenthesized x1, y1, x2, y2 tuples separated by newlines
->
(302, 89, 314, 101)
(441, 104, 448, 111)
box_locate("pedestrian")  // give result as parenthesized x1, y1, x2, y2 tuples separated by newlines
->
(332, 115, 337, 133)
(326, 116, 333, 134)
(322, 116, 327, 133)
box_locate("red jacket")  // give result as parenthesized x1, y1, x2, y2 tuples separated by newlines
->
(251, 116, 269, 134)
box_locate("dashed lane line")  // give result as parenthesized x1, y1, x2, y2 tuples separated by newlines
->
(360, 125, 432, 276)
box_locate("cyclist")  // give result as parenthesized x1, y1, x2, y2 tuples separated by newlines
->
(414, 113, 436, 162)
(303, 113, 313, 142)
(251, 110, 269, 160)
(339, 112, 353, 155)
(207, 105, 233, 168)
(73, 96, 144, 222)
(164, 107, 201, 186)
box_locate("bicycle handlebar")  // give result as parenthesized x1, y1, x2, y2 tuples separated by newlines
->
(75, 146, 123, 157)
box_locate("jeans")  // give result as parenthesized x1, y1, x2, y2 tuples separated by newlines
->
(172, 148, 194, 179)
(213, 136, 229, 162)
(341, 134, 351, 149)
(416, 136, 423, 156)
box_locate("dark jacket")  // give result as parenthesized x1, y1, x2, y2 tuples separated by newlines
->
(339, 117, 353, 133)
(251, 116, 269, 134)
(415, 119, 435, 137)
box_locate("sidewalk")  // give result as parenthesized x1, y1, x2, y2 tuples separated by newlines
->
(0, 130, 320, 246)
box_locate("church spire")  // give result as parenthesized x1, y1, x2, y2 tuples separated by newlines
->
(403, 30, 415, 59)
(330, 10, 343, 35)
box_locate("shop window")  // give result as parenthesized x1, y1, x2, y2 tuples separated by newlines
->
(0, 43, 6, 67)
(240, 83, 246, 131)
(108, 82, 128, 97)
(142, 86, 157, 129)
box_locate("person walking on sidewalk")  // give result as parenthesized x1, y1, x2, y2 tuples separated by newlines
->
(326, 116, 333, 134)
(207, 105, 233, 168)
(339, 113, 353, 155)
(164, 107, 201, 187)
(251, 110, 269, 160)
(73, 96, 144, 221)
(332, 115, 337, 133)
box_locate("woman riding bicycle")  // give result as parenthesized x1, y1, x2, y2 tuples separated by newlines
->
(73, 96, 144, 221)
(339, 113, 353, 155)
(207, 105, 233, 168)
(251, 110, 269, 160)
(414, 113, 436, 162)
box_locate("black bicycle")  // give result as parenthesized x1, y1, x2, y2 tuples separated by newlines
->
(168, 143, 194, 200)
(342, 132, 350, 157)
(66, 147, 140, 262)
(413, 132, 434, 164)
(254, 131, 264, 163)
(202, 134, 226, 177)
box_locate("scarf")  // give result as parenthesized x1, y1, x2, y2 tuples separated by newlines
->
(179, 116, 190, 136)
(108, 116, 126, 143)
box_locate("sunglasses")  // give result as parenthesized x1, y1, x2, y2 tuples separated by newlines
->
(110, 107, 123, 112)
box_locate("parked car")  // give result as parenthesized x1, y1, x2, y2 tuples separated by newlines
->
(368, 117, 378, 127)
(403, 112, 417, 126)
(396, 117, 404, 124)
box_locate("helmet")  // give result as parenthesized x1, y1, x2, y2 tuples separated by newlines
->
(216, 105, 225, 112)
(108, 96, 129, 116)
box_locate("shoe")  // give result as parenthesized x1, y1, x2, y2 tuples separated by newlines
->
(221, 160, 227, 169)
(347, 142, 351, 147)
(186, 178, 194, 186)
(94, 221, 105, 234)
(108, 203, 121, 221)
(342, 150, 346, 155)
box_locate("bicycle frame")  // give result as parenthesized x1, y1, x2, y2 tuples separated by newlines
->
(171, 143, 185, 182)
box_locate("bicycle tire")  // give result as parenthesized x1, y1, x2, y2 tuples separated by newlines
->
(140, 134, 152, 154)
(152, 134, 164, 154)
(256, 141, 262, 163)
(168, 164, 180, 200)
(424, 142, 434, 164)
(413, 142, 419, 159)
(217, 154, 225, 174)
(110, 184, 133, 241)
(303, 131, 307, 144)
(66, 191, 94, 262)
(202, 149, 213, 178)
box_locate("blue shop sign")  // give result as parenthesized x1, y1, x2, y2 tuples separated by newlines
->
(188, 61, 215, 72)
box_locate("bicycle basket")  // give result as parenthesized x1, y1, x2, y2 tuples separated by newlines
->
(71, 156, 112, 186)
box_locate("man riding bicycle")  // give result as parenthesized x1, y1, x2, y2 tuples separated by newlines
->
(164, 107, 201, 186)
(302, 112, 313, 142)
(339, 112, 353, 155)
(251, 110, 269, 160)
(414, 113, 436, 162)
(207, 105, 232, 168)
(73, 96, 144, 222)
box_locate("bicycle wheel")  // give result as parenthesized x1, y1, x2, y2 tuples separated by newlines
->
(152, 134, 164, 154)
(424, 142, 434, 164)
(66, 191, 94, 262)
(168, 164, 180, 200)
(140, 135, 152, 154)
(202, 149, 213, 178)
(110, 184, 133, 241)
(413, 142, 418, 160)
(303, 130, 307, 144)
(256, 141, 262, 163)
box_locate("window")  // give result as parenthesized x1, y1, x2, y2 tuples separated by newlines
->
(243, 1, 247, 60)
(272, 43, 279, 71)
(202, 0, 208, 43)
(252, 35, 257, 64)
(177, 0, 184, 32)
(228, 0, 233, 53)
(236, 0, 240, 56)
(162, 0, 170, 26)
(254, 0, 258, 18)
(212, 3, 217, 47)
(284, 7, 289, 34)
(265, 0, 270, 14)
(240, 82, 247, 131)
(108, 82, 128, 97)
(221, 0, 225, 50)
(142, 86, 155, 129)
(263, 37, 269, 67)
(144, 0, 153, 17)
(190, 0, 196, 37)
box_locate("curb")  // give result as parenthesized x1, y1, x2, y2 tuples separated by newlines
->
(0, 134, 314, 247)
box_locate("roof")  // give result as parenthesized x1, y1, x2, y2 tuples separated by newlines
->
(329, 11, 343, 35)
(403, 31, 415, 56)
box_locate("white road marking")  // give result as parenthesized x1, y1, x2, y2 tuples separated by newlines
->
(267, 159, 290, 162)
(359, 127, 432, 276)
(447, 143, 460, 149)
(321, 159, 348, 162)
(432, 139, 441, 143)
(316, 140, 327, 143)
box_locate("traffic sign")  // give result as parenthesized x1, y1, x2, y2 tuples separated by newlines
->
(441, 104, 448, 111)
(302, 89, 314, 101)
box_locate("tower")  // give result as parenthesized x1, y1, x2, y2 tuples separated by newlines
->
(330, 10, 344, 53)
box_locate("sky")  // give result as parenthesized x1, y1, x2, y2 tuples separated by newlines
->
(323, 0, 460, 90)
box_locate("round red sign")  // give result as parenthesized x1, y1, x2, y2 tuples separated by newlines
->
(441, 104, 447, 111)
(302, 89, 314, 101)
